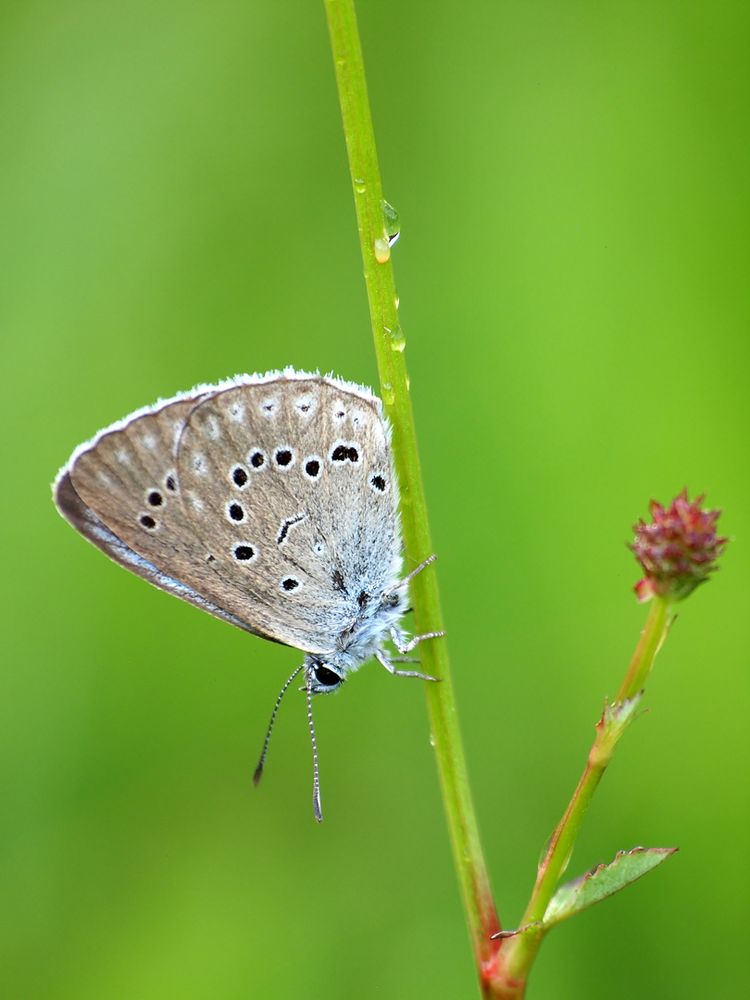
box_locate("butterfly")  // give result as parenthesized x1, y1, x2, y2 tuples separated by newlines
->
(54, 369, 442, 819)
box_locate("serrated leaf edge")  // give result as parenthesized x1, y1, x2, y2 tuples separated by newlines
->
(542, 846, 678, 928)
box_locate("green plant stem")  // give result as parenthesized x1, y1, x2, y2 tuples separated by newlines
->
(495, 597, 673, 993)
(616, 595, 671, 702)
(324, 0, 501, 982)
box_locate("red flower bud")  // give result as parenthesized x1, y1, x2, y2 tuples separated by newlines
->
(630, 490, 727, 601)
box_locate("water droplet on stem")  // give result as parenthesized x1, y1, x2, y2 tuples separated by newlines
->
(374, 237, 391, 263)
(387, 325, 406, 352)
(382, 199, 400, 247)
(381, 382, 396, 406)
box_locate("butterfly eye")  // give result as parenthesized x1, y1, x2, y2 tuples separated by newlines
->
(313, 663, 342, 689)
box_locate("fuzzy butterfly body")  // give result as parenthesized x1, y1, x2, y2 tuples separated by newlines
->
(54, 369, 441, 820)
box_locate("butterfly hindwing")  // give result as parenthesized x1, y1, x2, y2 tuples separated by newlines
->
(57, 392, 276, 639)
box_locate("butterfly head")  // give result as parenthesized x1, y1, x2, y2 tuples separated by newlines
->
(305, 657, 345, 695)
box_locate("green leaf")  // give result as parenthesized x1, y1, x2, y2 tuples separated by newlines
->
(543, 846, 678, 927)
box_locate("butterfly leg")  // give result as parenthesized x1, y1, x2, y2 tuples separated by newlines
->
(375, 649, 438, 682)
(390, 627, 446, 655)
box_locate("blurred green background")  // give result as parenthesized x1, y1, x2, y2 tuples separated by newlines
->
(2, 2, 748, 997)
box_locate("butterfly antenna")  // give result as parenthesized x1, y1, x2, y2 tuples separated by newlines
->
(306, 677, 323, 823)
(253, 663, 305, 786)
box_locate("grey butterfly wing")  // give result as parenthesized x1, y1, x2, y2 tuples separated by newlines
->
(55, 393, 279, 640)
(176, 377, 402, 656)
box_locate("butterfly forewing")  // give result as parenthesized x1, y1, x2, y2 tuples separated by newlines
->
(176, 378, 401, 654)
